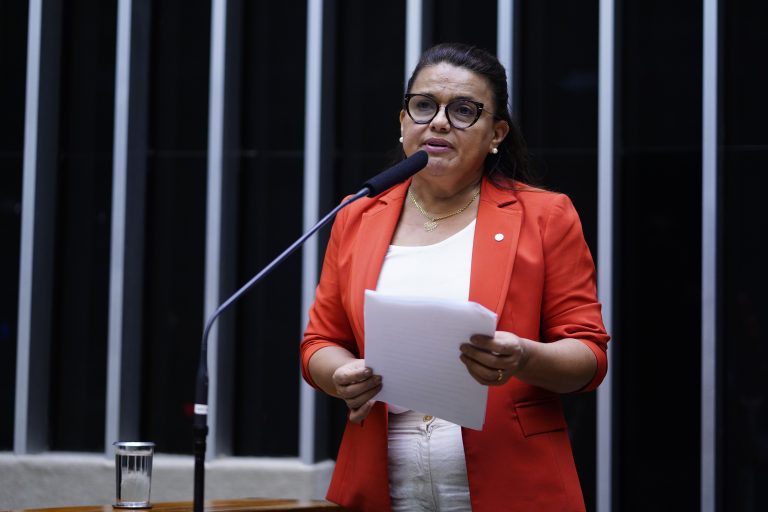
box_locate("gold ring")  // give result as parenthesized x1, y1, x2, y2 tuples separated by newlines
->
(496, 369, 504, 382)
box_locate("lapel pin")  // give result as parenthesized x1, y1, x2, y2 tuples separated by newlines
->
(494, 233, 504, 242)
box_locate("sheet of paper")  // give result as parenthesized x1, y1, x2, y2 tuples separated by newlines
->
(363, 289, 497, 430)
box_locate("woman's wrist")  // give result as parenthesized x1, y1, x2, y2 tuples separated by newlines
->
(307, 346, 359, 398)
(512, 337, 597, 393)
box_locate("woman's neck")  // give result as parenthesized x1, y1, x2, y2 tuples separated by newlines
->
(409, 174, 483, 214)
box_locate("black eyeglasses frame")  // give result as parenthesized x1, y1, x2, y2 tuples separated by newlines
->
(403, 93, 496, 130)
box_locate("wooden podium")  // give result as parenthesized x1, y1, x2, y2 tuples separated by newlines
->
(1, 498, 345, 512)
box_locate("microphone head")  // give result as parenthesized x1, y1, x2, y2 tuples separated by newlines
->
(362, 150, 429, 197)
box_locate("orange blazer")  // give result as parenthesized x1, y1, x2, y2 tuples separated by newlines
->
(301, 176, 609, 512)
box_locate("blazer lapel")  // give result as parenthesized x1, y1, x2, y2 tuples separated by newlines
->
(469, 179, 522, 319)
(348, 181, 409, 351)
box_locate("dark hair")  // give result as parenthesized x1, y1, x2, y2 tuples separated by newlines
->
(405, 43, 534, 187)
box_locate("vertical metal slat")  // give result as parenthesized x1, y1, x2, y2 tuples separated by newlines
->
(701, 0, 719, 509)
(597, 0, 616, 510)
(299, 0, 324, 465)
(203, 0, 229, 459)
(496, 0, 515, 113)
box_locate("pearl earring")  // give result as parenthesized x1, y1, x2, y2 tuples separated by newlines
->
(399, 136, 404, 143)
(490, 147, 498, 154)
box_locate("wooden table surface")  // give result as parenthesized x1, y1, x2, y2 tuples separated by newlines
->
(2, 498, 345, 512)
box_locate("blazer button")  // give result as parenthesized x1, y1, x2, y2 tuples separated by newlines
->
(494, 233, 504, 241)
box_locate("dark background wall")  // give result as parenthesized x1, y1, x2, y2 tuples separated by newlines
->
(0, 1, 765, 511)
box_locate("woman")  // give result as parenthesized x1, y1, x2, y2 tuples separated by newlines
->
(301, 43, 609, 512)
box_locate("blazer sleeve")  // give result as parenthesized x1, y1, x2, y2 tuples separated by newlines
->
(300, 206, 358, 389)
(540, 194, 610, 392)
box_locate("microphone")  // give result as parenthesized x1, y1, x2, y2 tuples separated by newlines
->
(362, 150, 428, 196)
(192, 150, 428, 512)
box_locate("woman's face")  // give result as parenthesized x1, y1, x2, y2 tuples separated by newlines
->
(400, 62, 509, 188)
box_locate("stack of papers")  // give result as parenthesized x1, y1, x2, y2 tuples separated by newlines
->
(363, 290, 497, 430)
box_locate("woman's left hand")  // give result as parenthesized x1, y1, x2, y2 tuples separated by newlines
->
(459, 331, 530, 386)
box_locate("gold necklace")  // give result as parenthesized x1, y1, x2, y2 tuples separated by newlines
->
(408, 187, 480, 232)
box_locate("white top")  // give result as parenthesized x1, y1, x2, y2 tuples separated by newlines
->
(376, 219, 476, 415)
(376, 219, 476, 301)
(377, 220, 476, 509)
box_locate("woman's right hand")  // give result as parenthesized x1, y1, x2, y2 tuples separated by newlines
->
(331, 359, 382, 423)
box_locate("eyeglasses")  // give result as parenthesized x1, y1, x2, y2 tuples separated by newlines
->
(403, 93, 495, 129)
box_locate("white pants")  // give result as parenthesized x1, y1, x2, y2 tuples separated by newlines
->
(388, 411, 472, 511)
